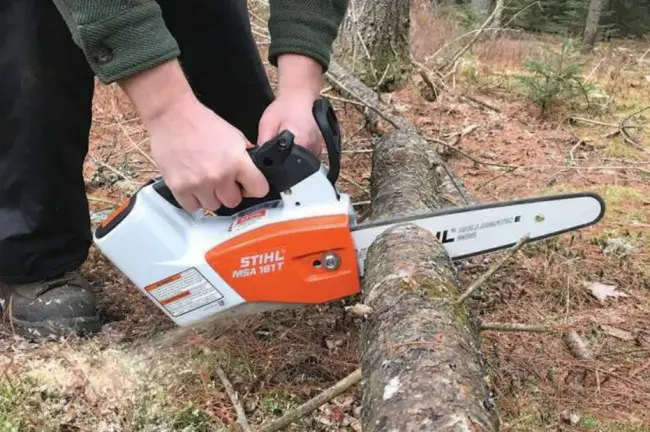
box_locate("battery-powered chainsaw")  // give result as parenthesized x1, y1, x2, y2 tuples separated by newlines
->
(93, 97, 605, 327)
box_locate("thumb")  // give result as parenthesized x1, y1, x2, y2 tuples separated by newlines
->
(257, 108, 280, 146)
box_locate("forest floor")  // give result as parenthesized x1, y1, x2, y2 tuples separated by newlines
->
(1, 3, 649, 432)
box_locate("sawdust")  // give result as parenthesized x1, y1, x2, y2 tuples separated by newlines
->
(20, 344, 151, 403)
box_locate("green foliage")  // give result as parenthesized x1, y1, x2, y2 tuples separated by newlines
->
(516, 39, 597, 116)
(601, 0, 650, 37)
(500, 0, 650, 38)
(438, 3, 488, 29)
(502, 0, 591, 35)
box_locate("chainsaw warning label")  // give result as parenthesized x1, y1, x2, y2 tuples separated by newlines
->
(145, 268, 224, 317)
(231, 249, 286, 279)
(228, 200, 281, 232)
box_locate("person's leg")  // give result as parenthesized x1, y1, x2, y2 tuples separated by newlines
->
(0, 0, 100, 339)
(156, 0, 280, 214)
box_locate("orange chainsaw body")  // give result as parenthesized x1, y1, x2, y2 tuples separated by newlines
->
(205, 214, 361, 304)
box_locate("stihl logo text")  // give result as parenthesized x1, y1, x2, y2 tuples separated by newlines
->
(232, 250, 285, 278)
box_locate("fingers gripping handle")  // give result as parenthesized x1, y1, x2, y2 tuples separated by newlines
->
(154, 97, 342, 210)
(248, 96, 341, 191)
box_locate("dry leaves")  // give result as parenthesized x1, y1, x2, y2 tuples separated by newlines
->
(583, 281, 629, 304)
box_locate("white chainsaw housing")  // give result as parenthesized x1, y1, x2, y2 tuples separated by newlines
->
(93, 165, 355, 327)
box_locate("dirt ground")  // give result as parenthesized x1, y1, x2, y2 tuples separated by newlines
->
(1, 3, 649, 431)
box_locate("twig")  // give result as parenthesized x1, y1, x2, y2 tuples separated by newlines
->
(418, 68, 440, 101)
(325, 66, 402, 130)
(438, 162, 471, 205)
(88, 153, 136, 182)
(214, 363, 252, 432)
(569, 117, 618, 128)
(619, 105, 650, 153)
(440, 3, 502, 73)
(339, 172, 369, 193)
(87, 195, 120, 205)
(456, 235, 530, 304)
(460, 94, 502, 113)
(425, 135, 517, 170)
(256, 368, 362, 432)
(342, 149, 373, 154)
(480, 322, 568, 333)
(475, 166, 519, 191)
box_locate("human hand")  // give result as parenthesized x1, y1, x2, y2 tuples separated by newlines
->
(118, 60, 269, 213)
(257, 54, 324, 156)
(147, 96, 270, 213)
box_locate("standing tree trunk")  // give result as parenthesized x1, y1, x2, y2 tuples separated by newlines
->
(333, 0, 411, 91)
(492, 0, 504, 29)
(583, 0, 606, 52)
(470, 0, 491, 15)
(356, 127, 500, 431)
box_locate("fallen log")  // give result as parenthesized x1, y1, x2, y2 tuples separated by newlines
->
(359, 128, 500, 431)
(326, 59, 478, 207)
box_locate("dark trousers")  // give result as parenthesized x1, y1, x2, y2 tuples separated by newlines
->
(0, 0, 274, 283)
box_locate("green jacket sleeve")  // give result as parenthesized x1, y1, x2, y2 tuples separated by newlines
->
(51, 0, 180, 84)
(267, 0, 348, 71)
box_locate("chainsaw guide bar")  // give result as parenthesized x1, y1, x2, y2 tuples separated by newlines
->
(92, 97, 606, 327)
(350, 192, 605, 275)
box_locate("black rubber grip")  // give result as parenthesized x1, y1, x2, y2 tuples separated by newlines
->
(312, 97, 341, 186)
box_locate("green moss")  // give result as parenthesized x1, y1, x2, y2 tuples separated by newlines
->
(578, 415, 649, 431)
(169, 405, 224, 432)
(453, 302, 473, 329)
(341, 51, 412, 92)
(261, 391, 300, 418)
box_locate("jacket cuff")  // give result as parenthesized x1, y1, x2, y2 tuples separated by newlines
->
(74, 3, 180, 83)
(268, 5, 345, 71)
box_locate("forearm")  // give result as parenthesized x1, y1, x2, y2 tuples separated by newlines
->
(118, 60, 197, 125)
(276, 54, 323, 97)
(51, 0, 180, 83)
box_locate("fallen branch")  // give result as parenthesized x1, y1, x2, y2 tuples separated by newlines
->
(214, 363, 252, 432)
(480, 322, 569, 333)
(456, 235, 530, 305)
(569, 116, 618, 128)
(460, 94, 502, 113)
(256, 368, 361, 432)
(326, 59, 413, 133)
(620, 106, 650, 153)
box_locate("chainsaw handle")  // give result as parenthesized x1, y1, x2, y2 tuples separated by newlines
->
(312, 97, 341, 186)
(151, 97, 342, 212)
(247, 97, 341, 190)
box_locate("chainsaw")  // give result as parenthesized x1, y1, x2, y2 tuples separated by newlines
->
(93, 97, 605, 327)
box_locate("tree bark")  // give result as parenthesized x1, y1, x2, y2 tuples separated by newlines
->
(492, 0, 504, 29)
(333, 0, 411, 91)
(582, 0, 606, 52)
(358, 128, 500, 431)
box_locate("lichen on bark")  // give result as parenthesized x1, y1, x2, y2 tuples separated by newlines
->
(359, 128, 500, 431)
